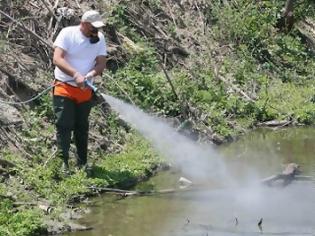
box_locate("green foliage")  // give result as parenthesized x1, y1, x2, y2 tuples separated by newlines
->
(103, 0, 315, 140)
(294, 0, 315, 20)
(107, 5, 128, 28)
(0, 198, 44, 236)
(144, 0, 162, 10)
(107, 47, 180, 116)
(20, 159, 92, 205)
(107, 5, 142, 42)
(92, 133, 161, 186)
(12, 132, 160, 204)
(211, 0, 315, 81)
(257, 80, 315, 123)
(34, 93, 55, 121)
(211, 0, 280, 49)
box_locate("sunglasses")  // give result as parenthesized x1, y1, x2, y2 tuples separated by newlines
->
(90, 26, 98, 34)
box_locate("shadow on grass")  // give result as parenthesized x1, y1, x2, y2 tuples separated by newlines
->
(89, 165, 139, 188)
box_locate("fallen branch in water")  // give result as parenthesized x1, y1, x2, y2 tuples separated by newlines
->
(87, 186, 137, 195)
(261, 163, 302, 187)
(89, 164, 311, 197)
(87, 177, 193, 196)
(87, 184, 197, 197)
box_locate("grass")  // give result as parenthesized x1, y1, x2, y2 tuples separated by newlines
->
(0, 132, 162, 235)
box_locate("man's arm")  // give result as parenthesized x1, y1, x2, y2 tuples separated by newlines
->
(53, 47, 85, 87)
(86, 55, 107, 77)
(53, 47, 76, 77)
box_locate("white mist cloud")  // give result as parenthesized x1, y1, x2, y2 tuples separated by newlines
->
(103, 94, 232, 184)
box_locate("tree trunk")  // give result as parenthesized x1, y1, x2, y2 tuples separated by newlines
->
(276, 0, 295, 32)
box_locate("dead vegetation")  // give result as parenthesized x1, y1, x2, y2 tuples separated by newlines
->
(1, 0, 315, 153)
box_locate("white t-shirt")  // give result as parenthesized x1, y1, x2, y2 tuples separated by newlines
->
(53, 25, 107, 86)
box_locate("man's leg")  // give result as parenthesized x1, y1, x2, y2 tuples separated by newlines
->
(53, 96, 75, 171)
(74, 100, 92, 167)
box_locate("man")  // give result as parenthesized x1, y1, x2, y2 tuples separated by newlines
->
(52, 10, 107, 174)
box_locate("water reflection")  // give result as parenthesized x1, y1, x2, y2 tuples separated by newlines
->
(66, 128, 315, 236)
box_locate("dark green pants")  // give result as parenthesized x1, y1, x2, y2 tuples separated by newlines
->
(53, 96, 92, 167)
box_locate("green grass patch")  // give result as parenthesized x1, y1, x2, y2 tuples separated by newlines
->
(0, 196, 45, 236)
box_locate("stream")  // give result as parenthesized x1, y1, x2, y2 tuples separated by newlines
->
(65, 127, 315, 236)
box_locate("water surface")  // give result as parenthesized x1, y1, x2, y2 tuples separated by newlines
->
(66, 127, 315, 236)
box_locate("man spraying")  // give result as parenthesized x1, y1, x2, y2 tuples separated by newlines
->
(52, 10, 107, 174)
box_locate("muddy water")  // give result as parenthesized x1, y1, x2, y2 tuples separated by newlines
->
(66, 128, 315, 236)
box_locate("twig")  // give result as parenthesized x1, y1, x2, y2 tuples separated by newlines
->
(53, 0, 60, 9)
(103, 73, 136, 105)
(43, 149, 57, 167)
(164, 0, 177, 28)
(160, 62, 192, 118)
(214, 66, 254, 102)
(160, 63, 180, 101)
(75, 0, 81, 10)
(29, 1, 40, 9)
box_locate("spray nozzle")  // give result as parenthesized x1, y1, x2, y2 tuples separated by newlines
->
(84, 80, 98, 93)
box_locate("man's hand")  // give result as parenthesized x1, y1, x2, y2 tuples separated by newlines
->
(85, 70, 96, 82)
(73, 72, 85, 89)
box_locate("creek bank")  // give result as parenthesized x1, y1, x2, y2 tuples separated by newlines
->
(45, 162, 170, 234)
(0, 131, 168, 235)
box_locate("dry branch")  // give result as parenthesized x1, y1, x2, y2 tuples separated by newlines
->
(39, 0, 57, 19)
(214, 66, 254, 102)
(87, 185, 197, 196)
(0, 9, 53, 49)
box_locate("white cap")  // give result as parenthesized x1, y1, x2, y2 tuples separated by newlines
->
(81, 10, 104, 28)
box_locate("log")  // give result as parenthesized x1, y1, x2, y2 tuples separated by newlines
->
(296, 18, 315, 54)
(87, 185, 196, 197)
(261, 163, 301, 187)
(87, 186, 137, 195)
(258, 119, 292, 127)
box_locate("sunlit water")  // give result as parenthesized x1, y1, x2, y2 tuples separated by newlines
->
(65, 95, 315, 236)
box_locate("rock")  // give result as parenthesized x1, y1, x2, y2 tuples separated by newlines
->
(45, 220, 71, 235)
(0, 103, 22, 126)
(178, 176, 193, 189)
(45, 219, 92, 234)
(68, 222, 93, 232)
